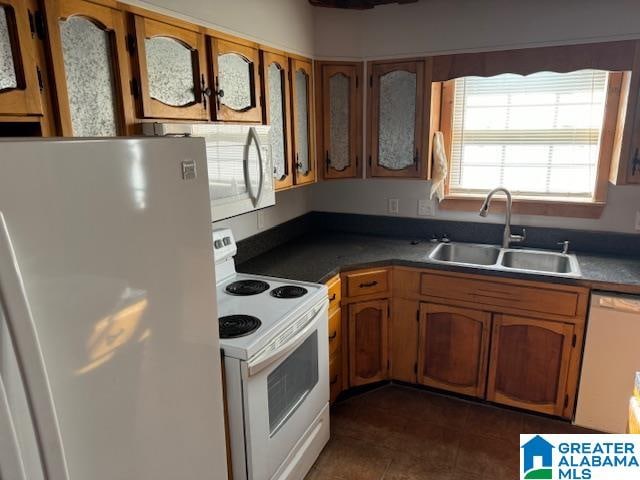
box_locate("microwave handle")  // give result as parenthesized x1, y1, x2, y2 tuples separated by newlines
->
(244, 128, 265, 208)
(247, 300, 328, 377)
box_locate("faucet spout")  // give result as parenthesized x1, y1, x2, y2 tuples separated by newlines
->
(478, 187, 525, 248)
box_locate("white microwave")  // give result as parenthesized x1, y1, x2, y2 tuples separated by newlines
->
(143, 122, 275, 221)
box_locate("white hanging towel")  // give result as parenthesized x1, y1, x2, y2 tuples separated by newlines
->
(430, 131, 448, 202)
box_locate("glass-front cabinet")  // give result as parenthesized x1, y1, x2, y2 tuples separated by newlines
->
(262, 51, 292, 190)
(369, 60, 426, 178)
(318, 62, 362, 179)
(133, 15, 209, 121)
(210, 38, 261, 123)
(290, 58, 315, 186)
(0, 0, 43, 116)
(45, 0, 133, 136)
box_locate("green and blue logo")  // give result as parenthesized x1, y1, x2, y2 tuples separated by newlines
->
(521, 435, 554, 479)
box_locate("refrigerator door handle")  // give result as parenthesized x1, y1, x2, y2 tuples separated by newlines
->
(0, 212, 70, 480)
(0, 372, 27, 480)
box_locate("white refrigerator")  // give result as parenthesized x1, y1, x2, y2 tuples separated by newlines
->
(0, 138, 228, 480)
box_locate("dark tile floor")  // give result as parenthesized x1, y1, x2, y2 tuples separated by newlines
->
(306, 384, 595, 480)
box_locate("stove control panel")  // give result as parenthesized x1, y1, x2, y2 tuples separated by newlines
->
(213, 228, 237, 263)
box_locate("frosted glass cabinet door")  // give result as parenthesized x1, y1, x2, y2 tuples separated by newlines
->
(320, 63, 361, 179)
(133, 15, 209, 120)
(210, 39, 261, 123)
(370, 61, 425, 178)
(263, 52, 292, 190)
(0, 0, 42, 115)
(291, 58, 315, 185)
(46, 0, 133, 136)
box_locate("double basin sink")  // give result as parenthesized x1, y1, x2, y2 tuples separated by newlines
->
(428, 242, 581, 277)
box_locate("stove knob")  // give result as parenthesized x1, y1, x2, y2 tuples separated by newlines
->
(223, 237, 231, 246)
(214, 240, 223, 248)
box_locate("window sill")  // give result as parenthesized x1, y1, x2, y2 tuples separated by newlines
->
(438, 195, 605, 218)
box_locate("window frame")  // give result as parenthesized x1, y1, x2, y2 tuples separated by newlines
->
(436, 71, 626, 218)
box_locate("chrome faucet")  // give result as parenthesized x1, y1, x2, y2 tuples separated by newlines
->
(479, 187, 526, 248)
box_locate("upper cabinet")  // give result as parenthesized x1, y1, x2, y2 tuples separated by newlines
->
(291, 58, 315, 186)
(132, 15, 209, 120)
(45, 0, 133, 136)
(368, 60, 429, 178)
(316, 61, 363, 179)
(210, 38, 261, 123)
(262, 51, 293, 190)
(0, 0, 43, 116)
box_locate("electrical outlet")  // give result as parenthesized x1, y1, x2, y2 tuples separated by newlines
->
(257, 210, 266, 230)
(388, 198, 399, 215)
(418, 199, 435, 217)
(635, 211, 640, 231)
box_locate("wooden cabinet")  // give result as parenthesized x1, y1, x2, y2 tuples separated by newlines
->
(262, 50, 293, 190)
(390, 298, 419, 383)
(367, 60, 429, 178)
(348, 299, 389, 387)
(316, 61, 363, 179)
(487, 314, 575, 416)
(417, 303, 491, 398)
(0, 0, 43, 117)
(325, 274, 344, 404)
(132, 15, 209, 120)
(210, 38, 261, 123)
(345, 268, 389, 299)
(290, 58, 316, 186)
(45, 0, 133, 136)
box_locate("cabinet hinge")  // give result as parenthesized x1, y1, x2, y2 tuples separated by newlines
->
(564, 394, 569, 408)
(126, 34, 137, 53)
(416, 309, 420, 322)
(413, 362, 417, 374)
(571, 334, 577, 348)
(28, 10, 46, 40)
(130, 78, 140, 98)
(369, 75, 373, 88)
(36, 66, 44, 92)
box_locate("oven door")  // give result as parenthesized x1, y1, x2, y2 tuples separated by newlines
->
(242, 300, 329, 480)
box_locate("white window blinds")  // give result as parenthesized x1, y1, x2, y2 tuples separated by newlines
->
(449, 70, 608, 200)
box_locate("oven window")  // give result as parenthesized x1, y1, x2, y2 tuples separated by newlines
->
(267, 331, 318, 435)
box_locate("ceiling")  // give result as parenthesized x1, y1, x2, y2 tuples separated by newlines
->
(309, 0, 418, 9)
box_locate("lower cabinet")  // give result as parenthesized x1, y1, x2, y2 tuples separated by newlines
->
(348, 299, 389, 387)
(417, 303, 491, 398)
(487, 314, 575, 416)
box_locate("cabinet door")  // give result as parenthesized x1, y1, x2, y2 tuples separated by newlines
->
(369, 61, 425, 178)
(0, 0, 42, 116)
(417, 303, 491, 398)
(133, 15, 208, 120)
(487, 314, 574, 416)
(210, 38, 261, 123)
(390, 298, 419, 383)
(45, 0, 133, 136)
(263, 51, 293, 190)
(319, 62, 362, 179)
(291, 58, 315, 186)
(348, 299, 388, 387)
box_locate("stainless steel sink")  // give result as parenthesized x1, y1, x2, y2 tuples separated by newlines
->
(429, 243, 500, 266)
(500, 250, 579, 275)
(428, 242, 581, 277)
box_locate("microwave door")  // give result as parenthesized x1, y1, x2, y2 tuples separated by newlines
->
(244, 128, 264, 208)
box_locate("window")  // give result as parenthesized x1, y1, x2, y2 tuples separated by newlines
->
(446, 70, 610, 201)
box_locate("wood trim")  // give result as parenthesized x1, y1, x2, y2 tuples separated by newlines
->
(438, 196, 605, 218)
(290, 57, 316, 186)
(209, 38, 262, 123)
(117, 1, 203, 33)
(316, 61, 363, 180)
(44, 0, 134, 135)
(432, 40, 637, 81)
(262, 51, 294, 190)
(132, 15, 209, 120)
(0, 0, 44, 116)
(389, 297, 419, 383)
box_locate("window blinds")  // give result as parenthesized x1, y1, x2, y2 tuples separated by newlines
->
(449, 70, 608, 199)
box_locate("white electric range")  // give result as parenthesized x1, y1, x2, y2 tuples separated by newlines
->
(213, 228, 330, 480)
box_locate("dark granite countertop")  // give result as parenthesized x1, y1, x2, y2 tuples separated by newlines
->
(238, 232, 640, 294)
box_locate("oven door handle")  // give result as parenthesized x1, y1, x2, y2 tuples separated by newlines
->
(247, 300, 328, 377)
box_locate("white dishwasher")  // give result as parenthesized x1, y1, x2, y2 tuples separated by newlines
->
(575, 292, 640, 433)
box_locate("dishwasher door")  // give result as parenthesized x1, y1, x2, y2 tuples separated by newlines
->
(575, 292, 640, 432)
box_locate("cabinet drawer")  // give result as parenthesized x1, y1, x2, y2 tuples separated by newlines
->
(329, 352, 342, 403)
(328, 308, 341, 357)
(327, 276, 342, 312)
(346, 269, 389, 298)
(420, 273, 579, 318)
